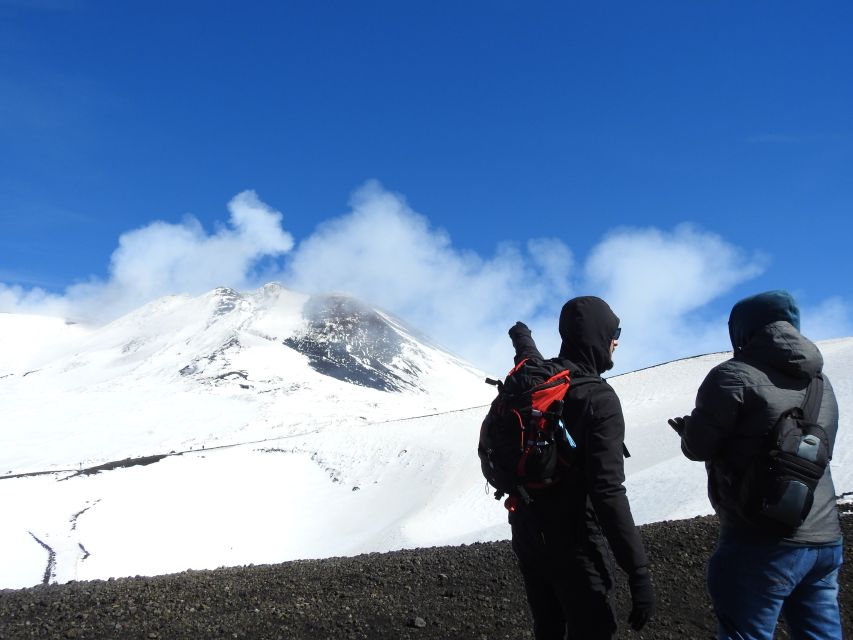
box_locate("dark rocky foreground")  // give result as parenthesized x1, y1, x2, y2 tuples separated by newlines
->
(2, 510, 852, 640)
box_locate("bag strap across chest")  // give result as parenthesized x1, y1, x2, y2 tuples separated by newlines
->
(800, 374, 824, 424)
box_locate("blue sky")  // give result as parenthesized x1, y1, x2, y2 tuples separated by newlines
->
(1, 1, 851, 373)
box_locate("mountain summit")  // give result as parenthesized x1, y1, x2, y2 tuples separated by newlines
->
(284, 293, 428, 392)
(0, 284, 489, 475)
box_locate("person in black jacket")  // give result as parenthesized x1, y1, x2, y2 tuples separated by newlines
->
(669, 290, 842, 639)
(508, 296, 655, 640)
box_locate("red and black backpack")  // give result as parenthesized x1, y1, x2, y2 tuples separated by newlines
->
(478, 357, 575, 507)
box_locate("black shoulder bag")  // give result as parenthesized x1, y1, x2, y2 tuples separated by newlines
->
(739, 375, 829, 533)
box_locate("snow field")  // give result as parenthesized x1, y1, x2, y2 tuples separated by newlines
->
(1, 292, 850, 591)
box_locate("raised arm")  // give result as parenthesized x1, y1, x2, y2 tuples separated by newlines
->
(508, 321, 543, 364)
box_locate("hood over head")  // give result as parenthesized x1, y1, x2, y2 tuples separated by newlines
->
(728, 290, 801, 352)
(740, 321, 823, 379)
(558, 296, 619, 375)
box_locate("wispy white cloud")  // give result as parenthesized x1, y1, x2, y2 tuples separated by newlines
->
(583, 225, 768, 371)
(0, 282, 70, 318)
(1, 182, 849, 375)
(284, 181, 577, 370)
(281, 185, 774, 373)
(802, 297, 853, 343)
(0, 190, 293, 321)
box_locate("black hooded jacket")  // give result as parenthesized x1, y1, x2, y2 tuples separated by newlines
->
(511, 297, 649, 576)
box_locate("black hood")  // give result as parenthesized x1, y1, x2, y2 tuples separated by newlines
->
(558, 296, 620, 375)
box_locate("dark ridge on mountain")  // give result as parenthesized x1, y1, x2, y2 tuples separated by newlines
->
(284, 295, 424, 392)
(3, 506, 851, 639)
(607, 350, 732, 380)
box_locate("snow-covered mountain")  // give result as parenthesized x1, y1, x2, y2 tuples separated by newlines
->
(1, 284, 851, 590)
(0, 284, 486, 474)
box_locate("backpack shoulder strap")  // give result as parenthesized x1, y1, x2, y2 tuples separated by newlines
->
(730, 374, 825, 444)
(560, 374, 631, 456)
(567, 374, 603, 388)
(801, 374, 825, 423)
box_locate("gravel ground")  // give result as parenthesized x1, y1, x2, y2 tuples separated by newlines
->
(1, 508, 851, 640)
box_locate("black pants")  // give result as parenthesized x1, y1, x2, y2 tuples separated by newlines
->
(511, 511, 617, 640)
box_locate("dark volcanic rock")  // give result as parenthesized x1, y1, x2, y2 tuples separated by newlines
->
(1, 509, 852, 639)
(284, 295, 423, 392)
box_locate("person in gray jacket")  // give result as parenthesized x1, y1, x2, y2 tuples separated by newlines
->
(669, 290, 842, 640)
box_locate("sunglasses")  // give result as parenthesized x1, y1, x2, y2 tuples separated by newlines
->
(613, 327, 621, 340)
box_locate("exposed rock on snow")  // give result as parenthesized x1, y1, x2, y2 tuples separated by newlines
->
(284, 295, 424, 392)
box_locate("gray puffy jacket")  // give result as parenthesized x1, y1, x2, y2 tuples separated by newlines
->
(682, 320, 841, 544)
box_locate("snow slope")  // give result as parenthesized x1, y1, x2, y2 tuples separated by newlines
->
(1, 286, 850, 590)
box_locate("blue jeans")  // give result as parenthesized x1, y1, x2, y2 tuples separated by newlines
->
(707, 534, 843, 640)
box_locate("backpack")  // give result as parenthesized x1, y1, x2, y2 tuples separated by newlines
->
(738, 375, 829, 533)
(477, 357, 574, 506)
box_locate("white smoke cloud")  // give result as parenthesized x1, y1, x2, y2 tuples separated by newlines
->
(105, 190, 292, 300)
(1, 182, 850, 375)
(0, 190, 294, 321)
(284, 181, 575, 370)
(0, 282, 71, 318)
(583, 225, 769, 370)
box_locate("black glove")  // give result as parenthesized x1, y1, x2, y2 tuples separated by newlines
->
(508, 321, 531, 339)
(627, 567, 655, 631)
(668, 416, 688, 436)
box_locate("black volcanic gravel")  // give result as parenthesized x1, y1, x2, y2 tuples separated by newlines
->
(1, 508, 852, 640)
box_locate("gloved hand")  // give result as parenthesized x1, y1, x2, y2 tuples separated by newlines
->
(668, 416, 688, 436)
(508, 321, 531, 339)
(627, 566, 655, 631)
